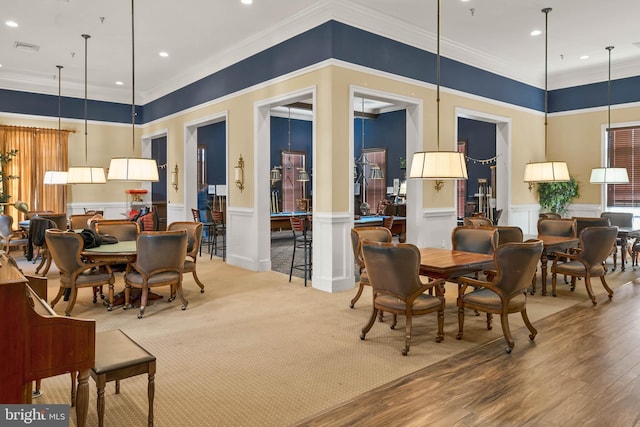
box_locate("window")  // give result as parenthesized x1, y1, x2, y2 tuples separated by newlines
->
(362, 148, 387, 207)
(281, 151, 308, 212)
(606, 125, 639, 207)
(197, 144, 207, 188)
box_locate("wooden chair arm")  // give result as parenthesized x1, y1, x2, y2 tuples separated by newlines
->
(457, 276, 489, 296)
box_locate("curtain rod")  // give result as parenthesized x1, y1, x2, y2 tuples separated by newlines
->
(0, 124, 76, 133)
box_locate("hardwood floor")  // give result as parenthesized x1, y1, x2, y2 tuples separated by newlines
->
(298, 279, 640, 426)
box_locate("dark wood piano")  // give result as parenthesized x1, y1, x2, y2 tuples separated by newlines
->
(0, 255, 95, 427)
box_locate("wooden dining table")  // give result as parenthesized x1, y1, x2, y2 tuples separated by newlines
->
(418, 247, 494, 281)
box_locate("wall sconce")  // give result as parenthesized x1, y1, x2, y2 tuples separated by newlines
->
(171, 163, 179, 191)
(235, 154, 245, 192)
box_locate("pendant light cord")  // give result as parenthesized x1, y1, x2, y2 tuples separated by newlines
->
(57, 65, 63, 160)
(606, 46, 614, 168)
(436, 0, 441, 151)
(82, 34, 90, 164)
(542, 8, 551, 160)
(131, 0, 136, 152)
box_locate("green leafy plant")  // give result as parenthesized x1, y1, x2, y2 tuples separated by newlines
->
(537, 176, 579, 216)
(0, 149, 20, 207)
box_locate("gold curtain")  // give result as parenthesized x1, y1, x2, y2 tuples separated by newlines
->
(0, 125, 70, 225)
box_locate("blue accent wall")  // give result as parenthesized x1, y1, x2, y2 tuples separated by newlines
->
(354, 110, 407, 189)
(197, 121, 227, 186)
(1, 21, 639, 123)
(458, 118, 496, 202)
(270, 115, 313, 175)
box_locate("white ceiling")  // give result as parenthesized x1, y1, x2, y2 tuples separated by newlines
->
(2, 0, 639, 106)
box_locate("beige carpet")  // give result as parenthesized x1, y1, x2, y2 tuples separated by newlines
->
(20, 253, 636, 427)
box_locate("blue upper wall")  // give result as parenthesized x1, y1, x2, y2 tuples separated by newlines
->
(1, 20, 636, 123)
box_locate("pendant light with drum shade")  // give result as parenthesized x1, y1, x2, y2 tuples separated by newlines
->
(409, 0, 467, 190)
(523, 8, 569, 191)
(107, 0, 159, 182)
(43, 65, 68, 185)
(589, 46, 629, 184)
(66, 34, 106, 184)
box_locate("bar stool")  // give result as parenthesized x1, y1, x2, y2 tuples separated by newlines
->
(210, 210, 226, 261)
(191, 208, 215, 257)
(289, 216, 312, 286)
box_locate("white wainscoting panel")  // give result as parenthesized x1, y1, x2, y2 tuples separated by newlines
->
(311, 212, 356, 293)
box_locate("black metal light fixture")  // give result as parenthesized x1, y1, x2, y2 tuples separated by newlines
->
(589, 46, 629, 184)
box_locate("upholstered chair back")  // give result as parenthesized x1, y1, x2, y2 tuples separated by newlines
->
(45, 230, 85, 283)
(95, 220, 140, 241)
(579, 226, 619, 267)
(600, 212, 633, 228)
(494, 226, 523, 246)
(361, 241, 422, 299)
(351, 227, 393, 272)
(494, 240, 543, 299)
(463, 217, 493, 227)
(451, 226, 498, 255)
(0, 214, 14, 239)
(537, 218, 576, 237)
(135, 230, 187, 275)
(167, 222, 202, 259)
(573, 217, 610, 238)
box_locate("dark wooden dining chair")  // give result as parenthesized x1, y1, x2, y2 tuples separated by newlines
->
(463, 217, 493, 227)
(349, 226, 393, 309)
(494, 225, 523, 246)
(551, 226, 618, 305)
(94, 220, 140, 241)
(360, 241, 445, 356)
(0, 214, 28, 255)
(167, 221, 205, 293)
(45, 229, 114, 316)
(456, 240, 543, 353)
(600, 212, 633, 271)
(124, 230, 188, 319)
(539, 212, 562, 219)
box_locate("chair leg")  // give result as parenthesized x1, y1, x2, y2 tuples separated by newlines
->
(521, 308, 537, 341)
(191, 271, 205, 293)
(500, 313, 515, 353)
(584, 275, 597, 305)
(50, 286, 65, 308)
(456, 306, 465, 340)
(289, 236, 297, 283)
(138, 287, 149, 318)
(436, 306, 444, 343)
(350, 281, 365, 308)
(402, 313, 412, 356)
(551, 271, 558, 297)
(175, 280, 189, 311)
(360, 308, 378, 340)
(486, 313, 493, 330)
(600, 275, 614, 300)
(64, 288, 78, 316)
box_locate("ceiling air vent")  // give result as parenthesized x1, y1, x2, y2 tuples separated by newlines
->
(14, 41, 40, 53)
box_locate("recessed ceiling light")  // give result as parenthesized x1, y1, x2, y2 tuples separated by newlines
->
(579, 55, 589, 60)
(530, 30, 541, 36)
(115, 81, 124, 86)
(159, 51, 169, 58)
(6, 21, 18, 28)
(241, 0, 253, 5)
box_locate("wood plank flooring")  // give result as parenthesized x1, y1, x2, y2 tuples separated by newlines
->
(298, 279, 640, 426)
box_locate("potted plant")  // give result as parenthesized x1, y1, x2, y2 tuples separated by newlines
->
(537, 176, 579, 217)
(0, 149, 19, 213)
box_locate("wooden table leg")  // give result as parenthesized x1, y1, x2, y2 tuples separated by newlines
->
(148, 361, 156, 427)
(540, 252, 549, 296)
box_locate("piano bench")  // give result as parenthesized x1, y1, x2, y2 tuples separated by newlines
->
(91, 329, 156, 427)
